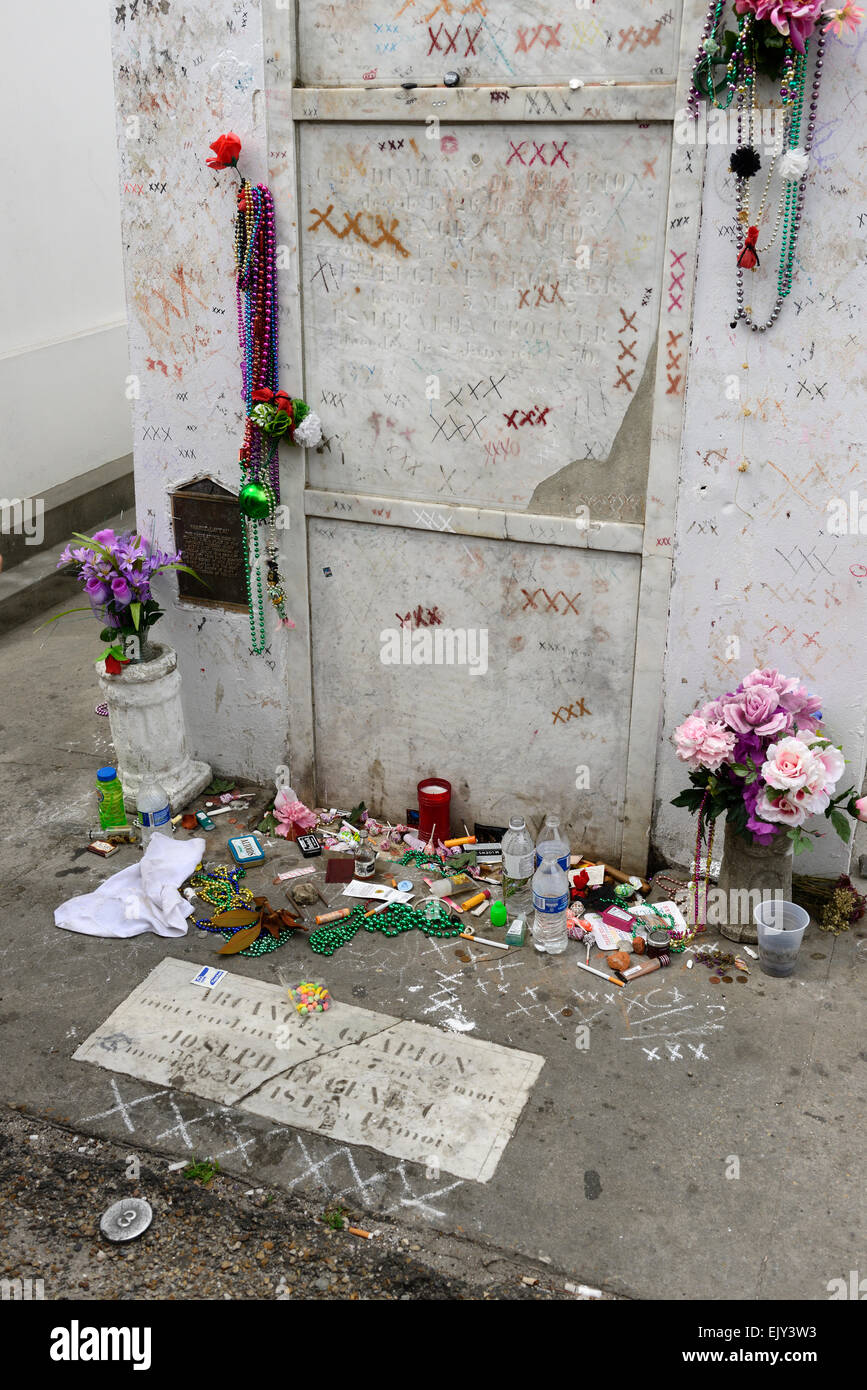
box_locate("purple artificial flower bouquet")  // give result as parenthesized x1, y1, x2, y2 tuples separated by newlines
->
(672, 667, 864, 853)
(51, 528, 200, 669)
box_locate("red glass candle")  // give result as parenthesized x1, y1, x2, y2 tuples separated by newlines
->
(417, 778, 452, 845)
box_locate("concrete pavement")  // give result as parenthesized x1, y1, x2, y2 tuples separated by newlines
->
(1, 600, 865, 1301)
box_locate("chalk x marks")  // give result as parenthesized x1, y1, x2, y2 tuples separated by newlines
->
(81, 1079, 463, 1221)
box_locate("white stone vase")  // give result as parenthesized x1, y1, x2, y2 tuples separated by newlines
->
(98, 643, 212, 812)
(716, 819, 794, 944)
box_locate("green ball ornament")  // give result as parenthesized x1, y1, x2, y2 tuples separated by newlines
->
(239, 480, 272, 520)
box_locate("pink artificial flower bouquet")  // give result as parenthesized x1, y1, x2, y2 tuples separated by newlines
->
(672, 667, 861, 852)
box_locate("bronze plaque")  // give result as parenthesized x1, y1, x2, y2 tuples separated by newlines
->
(171, 479, 248, 611)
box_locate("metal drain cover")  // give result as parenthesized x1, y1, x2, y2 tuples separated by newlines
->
(100, 1197, 153, 1243)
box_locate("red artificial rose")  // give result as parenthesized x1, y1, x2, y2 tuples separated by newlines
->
(273, 392, 293, 420)
(207, 132, 242, 170)
(251, 387, 274, 403)
(104, 655, 128, 675)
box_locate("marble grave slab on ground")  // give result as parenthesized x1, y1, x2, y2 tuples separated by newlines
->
(74, 958, 544, 1182)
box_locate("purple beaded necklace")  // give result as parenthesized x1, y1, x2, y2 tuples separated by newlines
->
(208, 131, 323, 654)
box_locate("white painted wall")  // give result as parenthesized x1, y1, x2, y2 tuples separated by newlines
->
(0, 0, 131, 499)
(654, 34, 867, 876)
(111, 1, 289, 783)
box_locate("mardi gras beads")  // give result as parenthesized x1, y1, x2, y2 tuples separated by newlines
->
(189, 864, 254, 928)
(308, 899, 462, 956)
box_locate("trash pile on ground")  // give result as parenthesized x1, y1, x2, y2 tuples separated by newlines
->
(58, 765, 805, 987)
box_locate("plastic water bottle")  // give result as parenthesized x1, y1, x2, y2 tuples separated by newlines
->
(532, 851, 569, 954)
(534, 813, 570, 872)
(96, 767, 127, 830)
(501, 815, 535, 894)
(137, 774, 171, 847)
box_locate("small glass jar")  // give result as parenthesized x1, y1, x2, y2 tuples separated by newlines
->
(646, 930, 671, 959)
(354, 827, 377, 879)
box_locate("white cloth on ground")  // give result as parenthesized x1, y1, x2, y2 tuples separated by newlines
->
(54, 835, 206, 938)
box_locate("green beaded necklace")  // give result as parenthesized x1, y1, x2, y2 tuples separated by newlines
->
(309, 899, 464, 957)
(398, 849, 448, 873)
(223, 924, 296, 958)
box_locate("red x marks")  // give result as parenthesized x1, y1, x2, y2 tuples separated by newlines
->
(507, 139, 568, 167)
(530, 283, 563, 307)
(428, 24, 459, 54)
(463, 23, 481, 55)
(552, 698, 591, 723)
(668, 250, 687, 312)
(428, 22, 482, 56)
(308, 205, 410, 258)
(504, 407, 552, 428)
(515, 23, 562, 51)
(522, 589, 581, 615)
(666, 329, 683, 379)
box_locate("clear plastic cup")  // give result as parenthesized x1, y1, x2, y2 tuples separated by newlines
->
(754, 900, 810, 977)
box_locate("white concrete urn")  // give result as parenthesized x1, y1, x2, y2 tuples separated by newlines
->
(97, 643, 212, 812)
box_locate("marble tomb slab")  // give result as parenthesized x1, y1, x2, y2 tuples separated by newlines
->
(74, 958, 544, 1182)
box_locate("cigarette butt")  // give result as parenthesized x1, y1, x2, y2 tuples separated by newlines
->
(347, 1226, 373, 1239)
(444, 836, 476, 847)
(315, 907, 351, 925)
(521, 1276, 539, 1287)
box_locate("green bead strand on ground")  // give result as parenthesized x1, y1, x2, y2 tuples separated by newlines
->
(307, 898, 462, 956)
